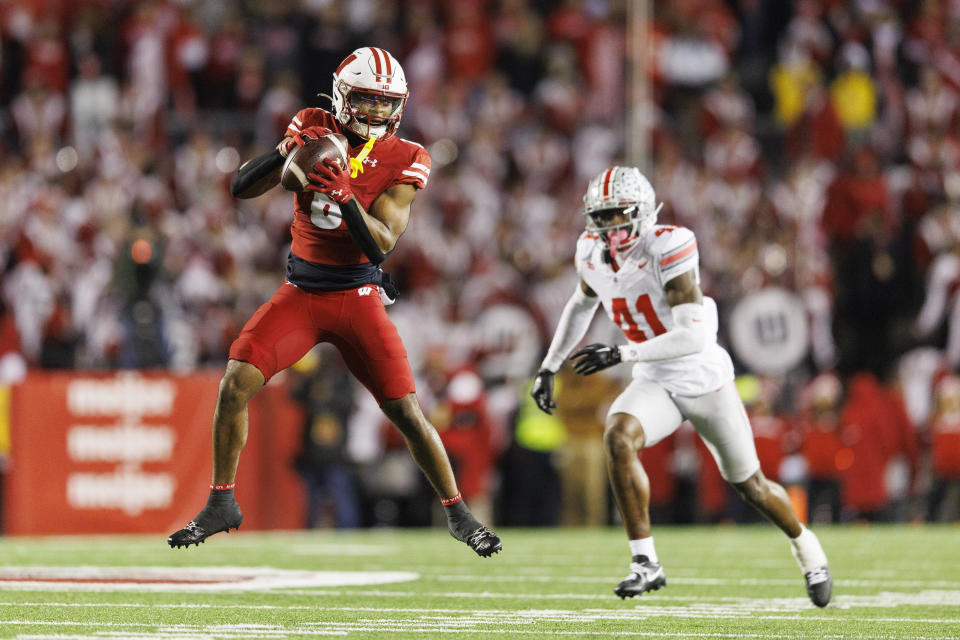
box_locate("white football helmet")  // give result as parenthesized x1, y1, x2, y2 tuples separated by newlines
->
(582, 166, 661, 253)
(331, 47, 408, 140)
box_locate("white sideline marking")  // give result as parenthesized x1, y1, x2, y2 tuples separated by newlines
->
(3, 621, 950, 640)
(0, 566, 418, 592)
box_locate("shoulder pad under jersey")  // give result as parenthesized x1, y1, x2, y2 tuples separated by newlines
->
(645, 225, 698, 286)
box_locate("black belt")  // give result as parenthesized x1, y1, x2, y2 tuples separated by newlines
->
(285, 251, 398, 300)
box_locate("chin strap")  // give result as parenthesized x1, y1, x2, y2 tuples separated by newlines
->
(350, 135, 377, 178)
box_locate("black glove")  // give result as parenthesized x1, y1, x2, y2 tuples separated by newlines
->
(570, 343, 621, 375)
(380, 272, 399, 302)
(530, 368, 557, 414)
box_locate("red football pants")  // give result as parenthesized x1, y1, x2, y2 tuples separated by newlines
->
(229, 283, 415, 404)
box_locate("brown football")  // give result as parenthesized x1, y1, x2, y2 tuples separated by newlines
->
(280, 133, 350, 192)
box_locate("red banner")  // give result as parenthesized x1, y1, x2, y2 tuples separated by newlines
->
(4, 371, 306, 535)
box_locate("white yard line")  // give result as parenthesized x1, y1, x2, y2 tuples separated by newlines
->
(2, 598, 960, 625)
(3, 622, 952, 640)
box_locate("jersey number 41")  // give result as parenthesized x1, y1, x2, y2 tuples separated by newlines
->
(612, 295, 666, 343)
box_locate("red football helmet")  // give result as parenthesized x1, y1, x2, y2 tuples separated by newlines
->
(331, 47, 408, 140)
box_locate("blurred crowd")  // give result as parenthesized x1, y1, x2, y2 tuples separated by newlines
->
(2, 0, 960, 527)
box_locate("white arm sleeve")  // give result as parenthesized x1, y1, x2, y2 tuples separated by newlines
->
(540, 285, 600, 372)
(618, 302, 707, 363)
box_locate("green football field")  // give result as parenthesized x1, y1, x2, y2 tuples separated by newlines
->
(0, 524, 957, 639)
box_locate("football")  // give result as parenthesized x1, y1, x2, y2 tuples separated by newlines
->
(280, 133, 350, 192)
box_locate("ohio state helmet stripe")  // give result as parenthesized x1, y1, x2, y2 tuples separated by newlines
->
(336, 54, 357, 75)
(601, 168, 614, 198)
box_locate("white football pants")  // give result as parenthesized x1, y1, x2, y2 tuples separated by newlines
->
(607, 378, 760, 483)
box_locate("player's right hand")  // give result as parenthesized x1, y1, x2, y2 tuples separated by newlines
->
(531, 369, 556, 414)
(277, 126, 332, 156)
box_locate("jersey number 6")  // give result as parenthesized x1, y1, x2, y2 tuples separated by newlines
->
(611, 295, 666, 342)
(309, 192, 343, 230)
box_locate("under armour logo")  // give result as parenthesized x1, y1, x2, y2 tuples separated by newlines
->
(331, 189, 343, 197)
(358, 287, 373, 296)
(363, 157, 378, 167)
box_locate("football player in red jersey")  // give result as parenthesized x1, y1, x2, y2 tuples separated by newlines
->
(168, 47, 501, 557)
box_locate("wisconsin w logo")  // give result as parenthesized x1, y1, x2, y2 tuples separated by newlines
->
(358, 287, 373, 297)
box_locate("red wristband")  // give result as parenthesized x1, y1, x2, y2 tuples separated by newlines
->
(440, 492, 462, 506)
(210, 483, 235, 491)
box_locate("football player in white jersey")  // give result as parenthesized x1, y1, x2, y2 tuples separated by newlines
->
(530, 166, 832, 607)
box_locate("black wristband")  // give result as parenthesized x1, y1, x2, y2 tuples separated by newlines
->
(230, 148, 284, 198)
(340, 198, 391, 264)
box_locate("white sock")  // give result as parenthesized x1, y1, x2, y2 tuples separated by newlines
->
(628, 537, 658, 563)
(789, 525, 828, 573)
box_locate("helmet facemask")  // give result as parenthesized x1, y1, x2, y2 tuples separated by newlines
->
(340, 87, 406, 139)
(586, 206, 643, 259)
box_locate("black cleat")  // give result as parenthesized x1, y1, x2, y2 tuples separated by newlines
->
(804, 565, 832, 607)
(451, 525, 502, 557)
(168, 501, 242, 549)
(614, 558, 667, 599)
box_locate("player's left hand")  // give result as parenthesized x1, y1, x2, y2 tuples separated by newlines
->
(277, 125, 332, 157)
(306, 158, 353, 204)
(570, 343, 621, 375)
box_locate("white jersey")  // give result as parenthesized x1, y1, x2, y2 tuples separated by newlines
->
(575, 224, 734, 396)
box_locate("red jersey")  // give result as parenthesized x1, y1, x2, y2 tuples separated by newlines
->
(752, 414, 788, 482)
(799, 417, 844, 479)
(283, 108, 431, 266)
(932, 415, 960, 477)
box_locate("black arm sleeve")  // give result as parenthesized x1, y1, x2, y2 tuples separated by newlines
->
(230, 148, 285, 198)
(340, 198, 392, 264)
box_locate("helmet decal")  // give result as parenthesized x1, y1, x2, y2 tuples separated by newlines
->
(335, 53, 358, 75)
